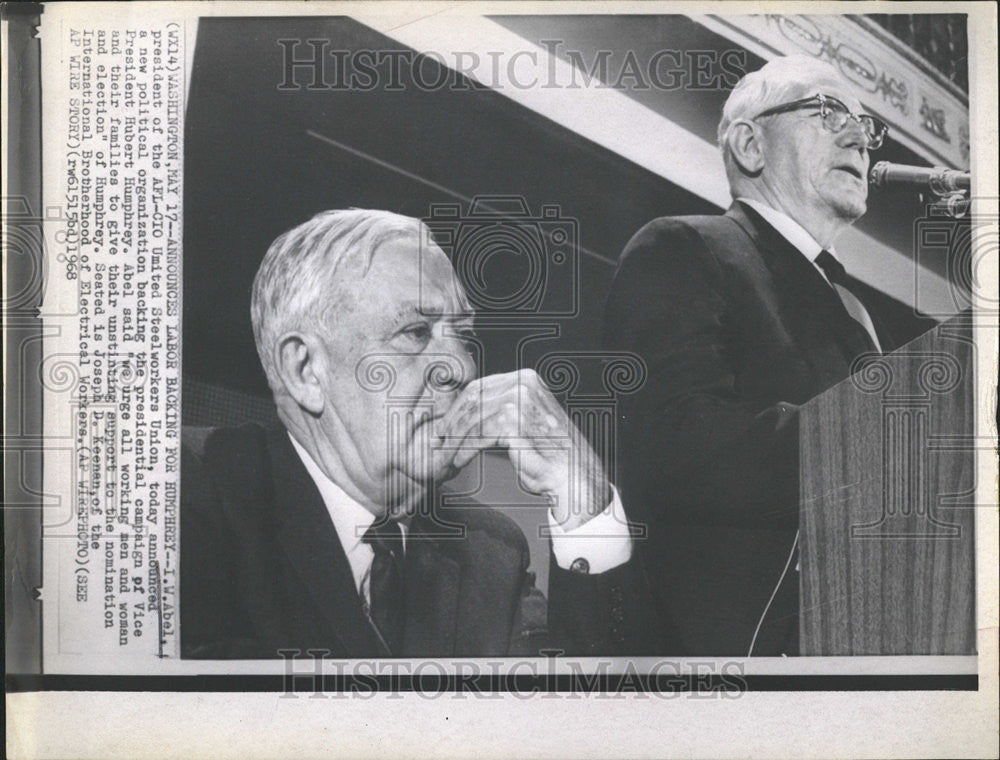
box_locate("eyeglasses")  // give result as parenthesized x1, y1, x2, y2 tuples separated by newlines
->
(753, 93, 889, 151)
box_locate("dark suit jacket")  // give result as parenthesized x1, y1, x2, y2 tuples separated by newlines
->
(605, 201, 899, 656)
(181, 424, 658, 659)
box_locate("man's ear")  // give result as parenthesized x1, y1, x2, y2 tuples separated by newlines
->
(273, 332, 327, 415)
(726, 119, 766, 175)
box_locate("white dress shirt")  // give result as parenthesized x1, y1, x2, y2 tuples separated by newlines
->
(289, 435, 386, 606)
(289, 434, 633, 604)
(738, 197, 882, 352)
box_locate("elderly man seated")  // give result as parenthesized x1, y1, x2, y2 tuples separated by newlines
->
(181, 208, 659, 659)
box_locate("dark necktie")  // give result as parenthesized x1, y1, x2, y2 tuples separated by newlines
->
(814, 250, 881, 353)
(362, 521, 405, 655)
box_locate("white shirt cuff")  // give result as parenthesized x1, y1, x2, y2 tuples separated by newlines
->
(547, 485, 633, 574)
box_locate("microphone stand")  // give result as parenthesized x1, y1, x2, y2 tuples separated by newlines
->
(931, 193, 969, 219)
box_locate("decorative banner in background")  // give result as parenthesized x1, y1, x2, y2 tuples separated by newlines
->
(694, 13, 971, 169)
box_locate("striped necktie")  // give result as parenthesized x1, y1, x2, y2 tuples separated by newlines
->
(362, 521, 405, 655)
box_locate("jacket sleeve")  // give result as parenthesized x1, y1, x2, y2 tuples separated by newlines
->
(503, 538, 667, 656)
(180, 433, 260, 658)
(605, 219, 800, 526)
(546, 553, 671, 655)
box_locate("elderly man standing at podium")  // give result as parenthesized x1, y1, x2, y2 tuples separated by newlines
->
(606, 55, 900, 656)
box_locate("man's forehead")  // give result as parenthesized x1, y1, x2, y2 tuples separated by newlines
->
(356, 242, 470, 317)
(794, 74, 864, 111)
(366, 236, 454, 278)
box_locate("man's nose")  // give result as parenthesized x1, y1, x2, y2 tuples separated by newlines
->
(838, 117, 869, 153)
(424, 338, 477, 396)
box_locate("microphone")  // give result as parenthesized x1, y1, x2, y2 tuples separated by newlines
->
(869, 161, 970, 193)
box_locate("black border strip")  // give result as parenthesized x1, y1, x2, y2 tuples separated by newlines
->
(5, 673, 979, 693)
(3, 0, 45, 678)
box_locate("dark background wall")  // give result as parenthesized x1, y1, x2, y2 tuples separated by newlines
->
(182, 16, 966, 587)
(183, 15, 954, 415)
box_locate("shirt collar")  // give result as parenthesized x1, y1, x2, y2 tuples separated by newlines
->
(737, 197, 841, 265)
(287, 432, 376, 556)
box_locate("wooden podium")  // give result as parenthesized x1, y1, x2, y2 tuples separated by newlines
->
(798, 315, 977, 655)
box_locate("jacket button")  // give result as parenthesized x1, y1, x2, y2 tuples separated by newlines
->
(570, 557, 590, 574)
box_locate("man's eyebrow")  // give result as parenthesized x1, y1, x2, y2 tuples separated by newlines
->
(397, 301, 473, 320)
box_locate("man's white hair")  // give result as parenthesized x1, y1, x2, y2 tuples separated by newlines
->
(718, 55, 847, 172)
(251, 208, 428, 393)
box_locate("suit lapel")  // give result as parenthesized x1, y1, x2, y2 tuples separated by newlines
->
(401, 509, 461, 656)
(727, 201, 876, 360)
(266, 429, 385, 656)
